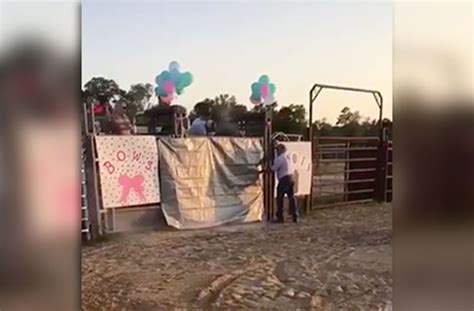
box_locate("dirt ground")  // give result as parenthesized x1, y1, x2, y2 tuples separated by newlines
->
(82, 203, 392, 310)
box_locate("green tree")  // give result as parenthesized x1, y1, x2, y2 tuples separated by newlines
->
(336, 106, 361, 126)
(334, 107, 364, 136)
(128, 83, 153, 110)
(192, 94, 248, 122)
(122, 83, 153, 120)
(211, 94, 247, 121)
(229, 104, 248, 122)
(359, 117, 379, 136)
(313, 118, 334, 136)
(214, 94, 237, 107)
(312, 107, 388, 137)
(82, 77, 123, 105)
(190, 98, 214, 122)
(273, 104, 308, 135)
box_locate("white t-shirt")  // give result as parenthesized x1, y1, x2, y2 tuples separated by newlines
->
(271, 152, 292, 180)
(188, 117, 207, 136)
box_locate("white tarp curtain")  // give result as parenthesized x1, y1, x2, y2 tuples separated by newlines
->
(95, 136, 160, 208)
(158, 137, 264, 229)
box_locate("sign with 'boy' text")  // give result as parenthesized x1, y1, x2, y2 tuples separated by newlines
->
(95, 136, 160, 208)
(276, 141, 312, 196)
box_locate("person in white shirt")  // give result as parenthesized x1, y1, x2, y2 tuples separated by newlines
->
(188, 102, 210, 136)
(188, 115, 208, 136)
(270, 144, 299, 223)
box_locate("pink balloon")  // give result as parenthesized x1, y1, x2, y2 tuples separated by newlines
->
(260, 84, 269, 99)
(160, 94, 174, 104)
(162, 81, 175, 94)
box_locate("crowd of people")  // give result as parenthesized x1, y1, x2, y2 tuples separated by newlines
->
(188, 112, 242, 137)
(92, 98, 135, 135)
(93, 98, 244, 137)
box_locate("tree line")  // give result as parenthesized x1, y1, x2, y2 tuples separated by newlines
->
(82, 77, 392, 138)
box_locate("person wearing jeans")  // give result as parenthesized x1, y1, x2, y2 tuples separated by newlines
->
(271, 144, 299, 223)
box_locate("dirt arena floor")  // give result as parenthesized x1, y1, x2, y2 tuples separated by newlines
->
(82, 203, 392, 310)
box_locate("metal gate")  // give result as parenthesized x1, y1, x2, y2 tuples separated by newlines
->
(312, 135, 393, 208)
(312, 136, 383, 208)
(307, 82, 391, 209)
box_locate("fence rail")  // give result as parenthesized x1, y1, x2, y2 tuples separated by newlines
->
(81, 133, 393, 238)
(312, 136, 391, 208)
(385, 140, 393, 202)
(81, 145, 91, 240)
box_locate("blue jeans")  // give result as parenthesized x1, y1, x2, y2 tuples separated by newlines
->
(276, 175, 298, 221)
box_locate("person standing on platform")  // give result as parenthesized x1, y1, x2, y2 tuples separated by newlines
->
(188, 102, 210, 136)
(188, 113, 208, 136)
(110, 102, 134, 135)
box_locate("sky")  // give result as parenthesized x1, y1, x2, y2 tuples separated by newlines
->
(82, 1, 393, 123)
(1, 1, 392, 124)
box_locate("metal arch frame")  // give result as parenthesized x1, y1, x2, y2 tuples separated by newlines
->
(308, 83, 384, 210)
(309, 83, 384, 148)
(309, 84, 383, 132)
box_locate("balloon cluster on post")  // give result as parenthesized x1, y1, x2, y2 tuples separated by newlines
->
(155, 61, 193, 104)
(250, 75, 276, 106)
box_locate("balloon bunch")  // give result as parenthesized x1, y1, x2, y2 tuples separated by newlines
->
(250, 75, 276, 105)
(155, 61, 193, 104)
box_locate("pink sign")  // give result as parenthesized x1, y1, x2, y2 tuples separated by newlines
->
(95, 136, 160, 208)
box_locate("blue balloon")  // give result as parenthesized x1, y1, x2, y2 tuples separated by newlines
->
(251, 82, 260, 95)
(175, 72, 192, 95)
(170, 68, 180, 83)
(169, 61, 180, 71)
(258, 75, 269, 85)
(154, 86, 160, 96)
(250, 93, 260, 101)
(156, 74, 165, 85)
(250, 96, 261, 105)
(181, 72, 193, 87)
(269, 83, 276, 95)
(160, 70, 171, 81)
(250, 92, 259, 99)
(175, 84, 182, 93)
(158, 86, 168, 96)
(175, 77, 186, 92)
(155, 64, 192, 97)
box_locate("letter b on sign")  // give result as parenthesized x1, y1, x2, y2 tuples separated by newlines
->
(103, 161, 115, 174)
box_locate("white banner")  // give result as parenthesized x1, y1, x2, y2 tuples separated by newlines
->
(276, 141, 312, 196)
(95, 136, 160, 208)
